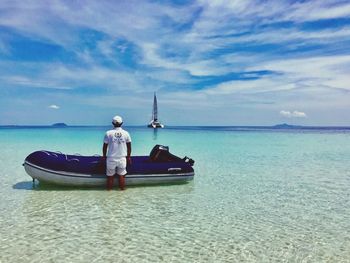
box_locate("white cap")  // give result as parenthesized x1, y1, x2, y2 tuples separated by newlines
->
(112, 115, 123, 124)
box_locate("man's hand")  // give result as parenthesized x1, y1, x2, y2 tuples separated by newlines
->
(127, 156, 132, 165)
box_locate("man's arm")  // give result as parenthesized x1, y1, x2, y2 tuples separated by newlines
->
(126, 142, 132, 164)
(103, 143, 108, 158)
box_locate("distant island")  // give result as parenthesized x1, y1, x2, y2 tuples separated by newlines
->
(52, 123, 68, 127)
(273, 123, 303, 129)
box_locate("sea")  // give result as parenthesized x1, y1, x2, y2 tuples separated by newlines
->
(0, 126, 349, 262)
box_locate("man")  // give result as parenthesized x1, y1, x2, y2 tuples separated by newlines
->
(102, 115, 132, 190)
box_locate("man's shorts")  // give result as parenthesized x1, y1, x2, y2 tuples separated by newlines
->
(106, 157, 127, 176)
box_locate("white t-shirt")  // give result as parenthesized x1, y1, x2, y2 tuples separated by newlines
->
(103, 127, 131, 158)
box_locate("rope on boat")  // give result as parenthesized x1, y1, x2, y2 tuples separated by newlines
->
(40, 150, 79, 162)
(65, 154, 79, 162)
(40, 151, 58, 157)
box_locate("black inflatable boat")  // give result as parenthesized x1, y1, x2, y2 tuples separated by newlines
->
(23, 145, 194, 187)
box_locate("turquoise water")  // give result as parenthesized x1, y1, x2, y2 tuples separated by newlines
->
(0, 127, 349, 262)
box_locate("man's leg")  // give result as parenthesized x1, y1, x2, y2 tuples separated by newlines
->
(107, 176, 114, 190)
(106, 159, 117, 190)
(116, 157, 127, 190)
(118, 174, 125, 191)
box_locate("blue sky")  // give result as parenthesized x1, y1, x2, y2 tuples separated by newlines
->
(0, 0, 350, 126)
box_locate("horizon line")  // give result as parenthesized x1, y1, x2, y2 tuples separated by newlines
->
(1, 124, 350, 129)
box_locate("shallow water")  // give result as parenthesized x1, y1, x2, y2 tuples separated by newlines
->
(0, 127, 349, 262)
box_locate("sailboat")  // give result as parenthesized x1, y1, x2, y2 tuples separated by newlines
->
(148, 92, 164, 128)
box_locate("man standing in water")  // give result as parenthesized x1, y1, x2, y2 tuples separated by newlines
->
(103, 115, 132, 190)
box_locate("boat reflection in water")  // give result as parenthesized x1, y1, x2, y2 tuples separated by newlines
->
(153, 128, 158, 140)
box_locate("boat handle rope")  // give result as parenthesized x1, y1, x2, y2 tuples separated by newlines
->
(65, 155, 79, 162)
(56, 151, 80, 161)
(40, 151, 79, 162)
(40, 151, 58, 157)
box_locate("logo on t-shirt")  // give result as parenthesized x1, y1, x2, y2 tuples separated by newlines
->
(113, 132, 125, 144)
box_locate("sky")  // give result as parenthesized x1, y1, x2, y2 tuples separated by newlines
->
(0, 0, 350, 126)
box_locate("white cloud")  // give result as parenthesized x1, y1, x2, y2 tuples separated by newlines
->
(1, 0, 350, 80)
(0, 75, 72, 89)
(205, 76, 296, 95)
(48, 104, 60, 109)
(283, 1, 350, 22)
(0, 62, 152, 91)
(280, 110, 307, 118)
(247, 55, 350, 92)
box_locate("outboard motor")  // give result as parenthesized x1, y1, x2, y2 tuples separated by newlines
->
(182, 156, 195, 166)
(149, 145, 194, 166)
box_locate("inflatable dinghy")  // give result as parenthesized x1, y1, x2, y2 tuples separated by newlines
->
(23, 145, 194, 187)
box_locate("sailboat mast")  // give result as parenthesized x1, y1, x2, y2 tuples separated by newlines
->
(153, 92, 158, 121)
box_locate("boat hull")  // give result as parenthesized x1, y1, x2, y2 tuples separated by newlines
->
(24, 162, 194, 187)
(148, 122, 164, 128)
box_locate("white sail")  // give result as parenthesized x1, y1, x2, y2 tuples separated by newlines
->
(148, 92, 164, 128)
